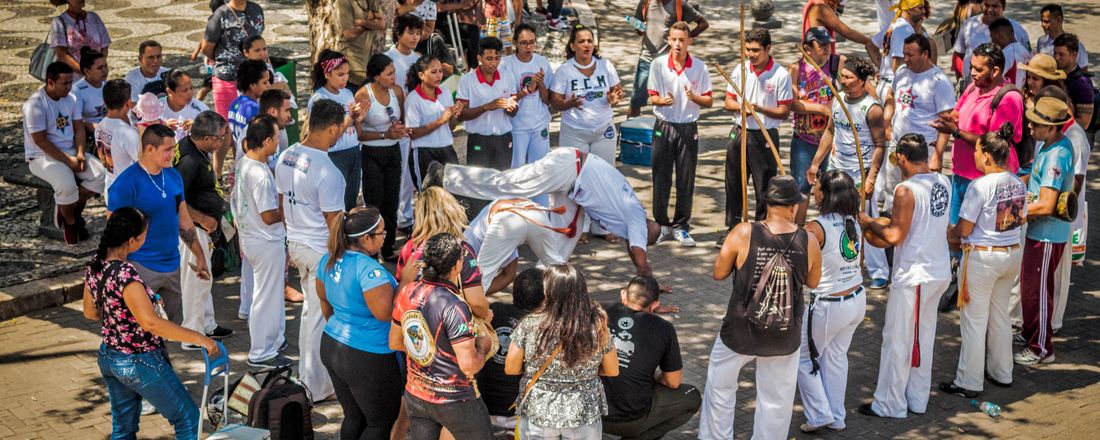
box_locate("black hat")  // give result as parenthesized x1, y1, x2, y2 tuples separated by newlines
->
(765, 175, 805, 206)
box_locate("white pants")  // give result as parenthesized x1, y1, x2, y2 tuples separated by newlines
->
(1052, 219, 1083, 330)
(870, 278, 950, 418)
(558, 124, 616, 235)
(797, 291, 866, 429)
(520, 418, 601, 440)
(242, 237, 287, 362)
(511, 128, 551, 168)
(863, 192, 891, 281)
(28, 154, 106, 205)
(444, 146, 578, 201)
(1010, 225, 1028, 327)
(478, 208, 577, 291)
(179, 228, 217, 335)
(288, 241, 334, 400)
(397, 137, 415, 228)
(699, 337, 799, 440)
(953, 246, 1021, 391)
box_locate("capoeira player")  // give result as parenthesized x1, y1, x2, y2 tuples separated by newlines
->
(425, 146, 661, 278)
(858, 133, 952, 418)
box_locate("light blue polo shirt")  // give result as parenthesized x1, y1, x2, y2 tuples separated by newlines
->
(318, 251, 397, 353)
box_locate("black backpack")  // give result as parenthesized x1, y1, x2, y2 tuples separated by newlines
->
(745, 225, 800, 333)
(246, 367, 314, 440)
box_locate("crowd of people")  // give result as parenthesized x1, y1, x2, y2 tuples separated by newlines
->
(18, 0, 1092, 438)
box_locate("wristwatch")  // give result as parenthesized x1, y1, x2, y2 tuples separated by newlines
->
(952, 128, 961, 138)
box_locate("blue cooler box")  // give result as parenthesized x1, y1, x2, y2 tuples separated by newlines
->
(619, 116, 655, 166)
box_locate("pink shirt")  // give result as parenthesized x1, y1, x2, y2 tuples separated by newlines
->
(952, 83, 1022, 180)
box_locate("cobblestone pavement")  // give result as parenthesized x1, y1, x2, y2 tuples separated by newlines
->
(2, 0, 1100, 439)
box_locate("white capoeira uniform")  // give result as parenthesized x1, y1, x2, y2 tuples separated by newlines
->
(443, 147, 650, 252)
(870, 172, 952, 418)
(465, 198, 582, 291)
(797, 213, 866, 430)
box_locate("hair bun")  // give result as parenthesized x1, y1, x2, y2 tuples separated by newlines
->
(997, 121, 1014, 141)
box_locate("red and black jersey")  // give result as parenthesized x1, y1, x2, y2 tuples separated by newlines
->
(392, 280, 479, 403)
(396, 239, 483, 289)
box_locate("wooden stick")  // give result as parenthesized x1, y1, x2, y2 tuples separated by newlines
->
(798, 47, 867, 206)
(739, 0, 749, 221)
(714, 64, 787, 176)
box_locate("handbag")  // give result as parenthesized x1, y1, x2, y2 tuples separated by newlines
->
(30, 14, 66, 82)
(455, 262, 500, 357)
(510, 345, 562, 440)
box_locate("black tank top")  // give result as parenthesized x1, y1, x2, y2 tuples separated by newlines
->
(720, 222, 809, 356)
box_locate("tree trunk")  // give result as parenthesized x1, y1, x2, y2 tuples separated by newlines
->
(305, 0, 342, 63)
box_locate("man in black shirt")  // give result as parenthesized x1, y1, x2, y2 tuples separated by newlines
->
(476, 268, 545, 429)
(602, 276, 700, 440)
(175, 110, 233, 347)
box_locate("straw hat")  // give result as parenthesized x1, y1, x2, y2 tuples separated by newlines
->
(1026, 96, 1073, 126)
(1019, 54, 1067, 80)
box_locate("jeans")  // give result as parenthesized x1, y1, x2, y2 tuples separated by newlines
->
(361, 143, 403, 256)
(404, 393, 493, 439)
(789, 137, 820, 194)
(329, 146, 363, 211)
(320, 334, 404, 440)
(97, 344, 198, 440)
(630, 54, 653, 110)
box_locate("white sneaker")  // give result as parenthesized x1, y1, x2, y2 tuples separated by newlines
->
(141, 400, 157, 415)
(548, 18, 570, 31)
(673, 228, 696, 247)
(1014, 349, 1055, 366)
(656, 226, 672, 244)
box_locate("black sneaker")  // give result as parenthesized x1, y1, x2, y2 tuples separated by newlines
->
(985, 373, 1012, 388)
(939, 381, 980, 398)
(422, 161, 445, 189)
(858, 403, 883, 418)
(279, 339, 289, 352)
(206, 326, 234, 340)
(248, 354, 292, 370)
(75, 216, 90, 241)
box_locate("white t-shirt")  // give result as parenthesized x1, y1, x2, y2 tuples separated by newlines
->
(500, 53, 555, 132)
(874, 18, 915, 84)
(647, 53, 712, 123)
(160, 98, 209, 142)
(385, 46, 421, 92)
(953, 15, 1031, 82)
(233, 155, 287, 242)
(405, 85, 456, 149)
(456, 68, 516, 135)
(875, 0, 895, 33)
(549, 58, 621, 131)
(23, 87, 81, 159)
(573, 154, 649, 251)
(308, 87, 360, 152)
(73, 78, 106, 125)
(726, 58, 793, 130)
(890, 65, 956, 144)
(1065, 122, 1089, 220)
(1001, 42, 1032, 88)
(1036, 34, 1088, 69)
(124, 66, 169, 102)
(94, 117, 140, 194)
(959, 171, 1027, 246)
(275, 143, 346, 253)
(829, 93, 879, 173)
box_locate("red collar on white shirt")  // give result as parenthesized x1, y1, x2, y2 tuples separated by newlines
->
(476, 68, 501, 85)
(668, 53, 694, 75)
(751, 58, 775, 77)
(415, 85, 443, 102)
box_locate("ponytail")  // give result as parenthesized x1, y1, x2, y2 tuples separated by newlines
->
(88, 208, 148, 273)
(326, 206, 383, 271)
(843, 217, 859, 246)
(406, 55, 440, 93)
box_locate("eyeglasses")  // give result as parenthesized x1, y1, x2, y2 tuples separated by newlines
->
(516, 39, 537, 46)
(368, 229, 388, 237)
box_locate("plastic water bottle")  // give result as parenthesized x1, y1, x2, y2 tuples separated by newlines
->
(970, 400, 1001, 418)
(625, 15, 647, 32)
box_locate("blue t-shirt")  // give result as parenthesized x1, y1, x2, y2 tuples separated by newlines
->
(229, 95, 259, 155)
(318, 251, 397, 354)
(107, 163, 186, 272)
(1026, 136, 1075, 243)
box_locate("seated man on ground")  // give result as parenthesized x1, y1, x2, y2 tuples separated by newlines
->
(602, 276, 700, 439)
(476, 268, 546, 431)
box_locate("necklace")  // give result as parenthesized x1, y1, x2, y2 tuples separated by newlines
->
(572, 57, 596, 70)
(140, 163, 167, 199)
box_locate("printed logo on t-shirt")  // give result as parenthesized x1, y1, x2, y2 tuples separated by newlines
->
(603, 126, 615, 139)
(568, 75, 610, 101)
(930, 182, 949, 217)
(611, 316, 635, 367)
(95, 127, 115, 172)
(281, 151, 312, 174)
(994, 182, 1027, 232)
(896, 87, 916, 111)
(840, 231, 859, 262)
(55, 114, 70, 130)
(402, 310, 437, 366)
(491, 325, 513, 364)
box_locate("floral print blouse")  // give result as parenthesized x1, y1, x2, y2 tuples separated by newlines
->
(511, 313, 613, 429)
(85, 261, 164, 354)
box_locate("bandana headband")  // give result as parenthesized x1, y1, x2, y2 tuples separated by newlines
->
(322, 56, 348, 75)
